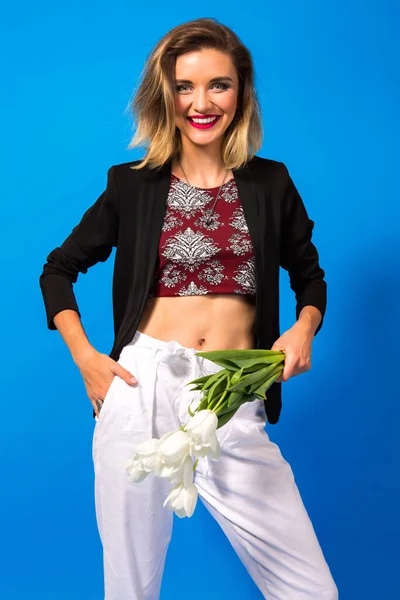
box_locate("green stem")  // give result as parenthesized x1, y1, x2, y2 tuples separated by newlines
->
(212, 389, 229, 413)
(207, 389, 222, 411)
(193, 458, 199, 471)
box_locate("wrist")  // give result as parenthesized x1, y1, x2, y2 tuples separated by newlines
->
(73, 345, 98, 370)
(297, 306, 322, 336)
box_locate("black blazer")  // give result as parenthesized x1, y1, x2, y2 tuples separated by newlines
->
(39, 154, 327, 425)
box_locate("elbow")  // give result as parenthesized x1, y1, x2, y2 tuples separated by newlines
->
(39, 249, 82, 331)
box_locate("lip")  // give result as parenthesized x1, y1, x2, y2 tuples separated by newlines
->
(187, 115, 221, 130)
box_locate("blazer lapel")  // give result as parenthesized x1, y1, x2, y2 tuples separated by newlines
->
(232, 162, 263, 274)
(141, 159, 172, 293)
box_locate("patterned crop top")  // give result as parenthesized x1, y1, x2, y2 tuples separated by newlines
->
(148, 173, 256, 298)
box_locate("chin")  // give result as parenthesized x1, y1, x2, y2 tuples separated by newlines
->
(188, 136, 224, 148)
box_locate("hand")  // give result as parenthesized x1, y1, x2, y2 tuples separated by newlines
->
(77, 348, 138, 416)
(271, 322, 314, 383)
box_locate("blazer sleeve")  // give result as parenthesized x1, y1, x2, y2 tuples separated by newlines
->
(39, 166, 119, 330)
(279, 164, 327, 336)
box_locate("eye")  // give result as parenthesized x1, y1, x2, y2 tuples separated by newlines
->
(212, 82, 229, 91)
(175, 82, 230, 93)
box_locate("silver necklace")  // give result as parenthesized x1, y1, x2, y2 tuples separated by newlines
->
(179, 161, 229, 226)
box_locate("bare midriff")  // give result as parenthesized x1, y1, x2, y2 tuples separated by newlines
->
(137, 294, 256, 351)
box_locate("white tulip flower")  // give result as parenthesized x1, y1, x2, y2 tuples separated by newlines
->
(163, 482, 199, 518)
(125, 412, 221, 517)
(184, 409, 220, 460)
(158, 429, 191, 465)
(157, 452, 195, 486)
(125, 438, 162, 482)
(125, 455, 150, 483)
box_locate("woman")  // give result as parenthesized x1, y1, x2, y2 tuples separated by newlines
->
(39, 17, 338, 600)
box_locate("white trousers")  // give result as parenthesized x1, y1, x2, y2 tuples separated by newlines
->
(92, 330, 338, 600)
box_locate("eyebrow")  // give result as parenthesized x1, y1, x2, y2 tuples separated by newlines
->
(174, 77, 234, 84)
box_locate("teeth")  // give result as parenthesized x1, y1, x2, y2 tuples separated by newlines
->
(191, 117, 218, 124)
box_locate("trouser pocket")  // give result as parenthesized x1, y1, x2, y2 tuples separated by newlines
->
(94, 375, 118, 425)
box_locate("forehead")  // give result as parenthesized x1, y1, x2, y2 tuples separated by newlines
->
(175, 48, 236, 78)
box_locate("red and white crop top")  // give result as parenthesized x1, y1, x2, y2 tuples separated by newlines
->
(148, 173, 256, 298)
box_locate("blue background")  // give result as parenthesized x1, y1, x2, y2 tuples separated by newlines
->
(2, 1, 399, 598)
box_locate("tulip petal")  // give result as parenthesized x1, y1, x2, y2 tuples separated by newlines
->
(163, 485, 181, 508)
(126, 458, 151, 482)
(189, 444, 210, 459)
(142, 452, 163, 472)
(186, 410, 218, 444)
(208, 434, 220, 460)
(132, 438, 160, 456)
(159, 430, 191, 464)
(163, 482, 199, 518)
(182, 456, 195, 488)
(183, 484, 198, 518)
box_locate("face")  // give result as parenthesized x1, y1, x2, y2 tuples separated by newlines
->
(174, 48, 239, 150)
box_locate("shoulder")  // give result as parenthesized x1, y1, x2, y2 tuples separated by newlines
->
(105, 159, 159, 200)
(110, 158, 172, 191)
(111, 158, 148, 181)
(244, 154, 290, 192)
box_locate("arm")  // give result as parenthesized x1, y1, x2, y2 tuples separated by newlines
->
(271, 165, 327, 381)
(39, 165, 119, 335)
(279, 164, 327, 336)
(53, 309, 98, 368)
(298, 305, 322, 336)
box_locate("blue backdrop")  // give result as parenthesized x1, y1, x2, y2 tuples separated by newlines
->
(2, 1, 399, 598)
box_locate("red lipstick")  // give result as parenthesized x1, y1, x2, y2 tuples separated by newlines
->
(187, 115, 221, 129)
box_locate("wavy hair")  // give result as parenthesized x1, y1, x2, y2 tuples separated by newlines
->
(125, 17, 263, 170)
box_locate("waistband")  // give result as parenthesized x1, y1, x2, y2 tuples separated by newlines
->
(122, 329, 204, 364)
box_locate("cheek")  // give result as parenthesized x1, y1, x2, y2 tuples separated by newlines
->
(223, 92, 238, 114)
(175, 96, 188, 117)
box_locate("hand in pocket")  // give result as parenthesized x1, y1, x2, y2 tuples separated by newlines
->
(76, 347, 139, 417)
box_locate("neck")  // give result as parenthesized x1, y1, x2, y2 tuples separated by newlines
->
(172, 137, 231, 188)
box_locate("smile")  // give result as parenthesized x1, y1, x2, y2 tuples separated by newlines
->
(187, 116, 221, 129)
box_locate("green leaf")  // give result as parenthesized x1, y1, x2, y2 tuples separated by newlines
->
(185, 374, 212, 387)
(229, 368, 244, 387)
(227, 363, 280, 393)
(227, 391, 243, 407)
(247, 364, 283, 393)
(196, 397, 210, 412)
(202, 358, 240, 370)
(252, 368, 283, 398)
(207, 371, 230, 404)
(202, 368, 228, 391)
(216, 408, 239, 429)
(233, 355, 285, 370)
(187, 384, 205, 392)
(187, 396, 209, 418)
(196, 349, 284, 361)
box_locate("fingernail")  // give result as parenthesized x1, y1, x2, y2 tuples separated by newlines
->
(130, 377, 137, 384)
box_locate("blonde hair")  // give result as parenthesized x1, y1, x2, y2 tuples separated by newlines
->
(125, 17, 263, 170)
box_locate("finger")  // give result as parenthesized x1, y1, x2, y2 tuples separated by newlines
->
(271, 345, 284, 352)
(273, 353, 286, 382)
(281, 358, 295, 382)
(114, 364, 138, 386)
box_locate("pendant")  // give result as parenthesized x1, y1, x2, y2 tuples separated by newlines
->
(202, 209, 214, 227)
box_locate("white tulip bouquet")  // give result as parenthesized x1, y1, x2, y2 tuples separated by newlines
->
(125, 349, 285, 518)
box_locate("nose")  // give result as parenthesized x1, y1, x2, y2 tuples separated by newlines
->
(191, 87, 213, 113)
